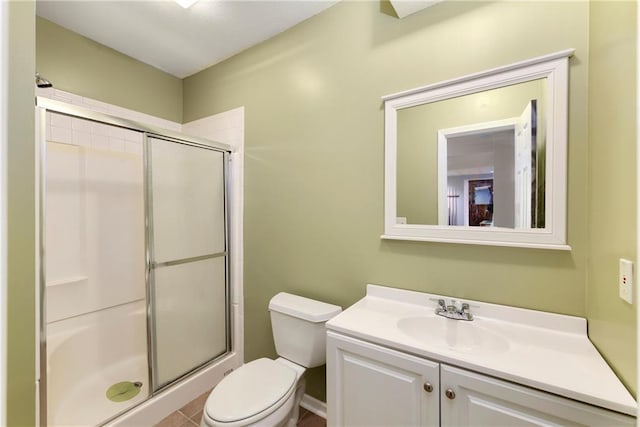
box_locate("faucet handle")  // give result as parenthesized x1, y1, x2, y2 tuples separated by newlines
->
(429, 298, 446, 310)
(460, 302, 478, 320)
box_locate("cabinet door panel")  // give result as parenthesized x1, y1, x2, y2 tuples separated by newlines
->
(441, 364, 635, 427)
(327, 332, 439, 427)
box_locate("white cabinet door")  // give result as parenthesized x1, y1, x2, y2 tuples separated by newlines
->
(327, 331, 439, 427)
(441, 364, 635, 427)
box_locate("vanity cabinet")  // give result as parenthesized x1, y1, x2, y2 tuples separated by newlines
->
(441, 364, 635, 426)
(327, 332, 439, 426)
(327, 332, 636, 426)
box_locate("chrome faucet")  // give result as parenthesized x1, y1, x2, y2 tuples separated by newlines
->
(432, 298, 474, 321)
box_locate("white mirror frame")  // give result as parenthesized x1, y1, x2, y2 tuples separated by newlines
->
(382, 49, 574, 250)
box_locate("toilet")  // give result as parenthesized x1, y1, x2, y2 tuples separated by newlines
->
(200, 292, 342, 427)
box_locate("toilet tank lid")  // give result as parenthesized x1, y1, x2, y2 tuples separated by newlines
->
(268, 292, 342, 322)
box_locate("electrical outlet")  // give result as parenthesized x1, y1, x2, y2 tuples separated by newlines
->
(619, 258, 634, 304)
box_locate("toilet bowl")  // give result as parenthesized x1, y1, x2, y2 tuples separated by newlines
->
(200, 358, 304, 427)
(200, 293, 341, 427)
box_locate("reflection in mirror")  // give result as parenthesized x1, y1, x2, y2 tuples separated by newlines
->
(397, 79, 546, 229)
(383, 49, 572, 249)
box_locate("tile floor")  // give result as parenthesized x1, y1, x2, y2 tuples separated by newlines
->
(154, 389, 326, 427)
(296, 408, 327, 427)
(154, 389, 209, 427)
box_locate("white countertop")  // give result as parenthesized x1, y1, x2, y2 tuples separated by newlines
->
(326, 284, 637, 416)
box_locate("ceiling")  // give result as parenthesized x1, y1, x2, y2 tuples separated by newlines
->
(36, 0, 339, 79)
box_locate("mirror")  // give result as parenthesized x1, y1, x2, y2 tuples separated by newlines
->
(383, 50, 573, 250)
(397, 79, 546, 228)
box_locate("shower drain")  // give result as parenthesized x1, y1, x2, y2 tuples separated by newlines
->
(106, 381, 143, 402)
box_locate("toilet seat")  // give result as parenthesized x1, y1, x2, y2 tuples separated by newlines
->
(204, 358, 297, 426)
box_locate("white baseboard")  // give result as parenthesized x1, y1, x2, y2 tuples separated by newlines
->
(300, 394, 326, 419)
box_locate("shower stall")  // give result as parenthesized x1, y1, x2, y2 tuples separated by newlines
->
(36, 97, 234, 426)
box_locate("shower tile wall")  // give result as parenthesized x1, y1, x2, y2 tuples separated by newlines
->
(182, 106, 244, 148)
(37, 87, 181, 131)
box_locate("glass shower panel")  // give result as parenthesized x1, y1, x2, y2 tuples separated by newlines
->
(149, 138, 226, 263)
(148, 137, 228, 389)
(153, 257, 228, 387)
(44, 112, 148, 426)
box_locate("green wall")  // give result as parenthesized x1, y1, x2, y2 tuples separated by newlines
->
(587, 0, 637, 395)
(184, 1, 592, 400)
(7, 2, 36, 426)
(36, 17, 183, 123)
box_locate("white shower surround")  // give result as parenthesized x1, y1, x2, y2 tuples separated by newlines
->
(46, 301, 148, 426)
(36, 88, 245, 426)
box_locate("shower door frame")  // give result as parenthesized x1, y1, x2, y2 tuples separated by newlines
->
(144, 133, 232, 392)
(35, 96, 233, 427)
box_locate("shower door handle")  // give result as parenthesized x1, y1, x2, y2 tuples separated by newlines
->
(151, 252, 226, 269)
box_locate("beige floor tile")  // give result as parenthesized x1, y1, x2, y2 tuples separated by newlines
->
(154, 411, 193, 427)
(298, 407, 310, 421)
(180, 390, 211, 418)
(297, 412, 327, 427)
(190, 409, 204, 426)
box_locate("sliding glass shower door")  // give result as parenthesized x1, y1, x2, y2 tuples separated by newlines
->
(42, 112, 149, 427)
(147, 136, 229, 389)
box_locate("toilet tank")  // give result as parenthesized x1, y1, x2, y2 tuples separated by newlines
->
(268, 293, 342, 368)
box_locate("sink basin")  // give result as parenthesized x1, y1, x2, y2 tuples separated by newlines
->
(396, 316, 510, 354)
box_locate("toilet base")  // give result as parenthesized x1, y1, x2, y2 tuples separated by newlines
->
(277, 358, 306, 427)
(285, 376, 306, 427)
